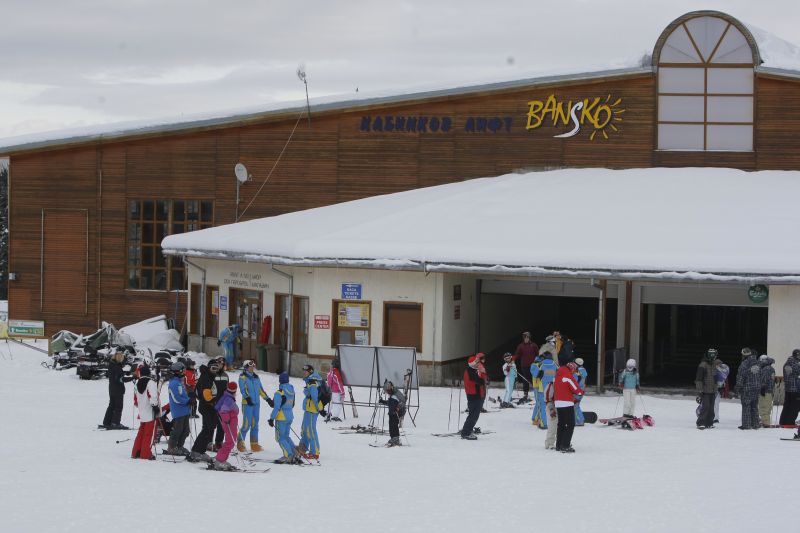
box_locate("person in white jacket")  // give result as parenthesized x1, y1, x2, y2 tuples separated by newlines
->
(131, 364, 160, 460)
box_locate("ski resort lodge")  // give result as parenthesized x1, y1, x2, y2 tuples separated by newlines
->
(3, 10, 800, 385)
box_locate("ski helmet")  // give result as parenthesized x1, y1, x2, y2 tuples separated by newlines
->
(704, 348, 718, 361)
(242, 359, 256, 371)
(170, 361, 185, 374)
(575, 358, 584, 367)
(741, 347, 753, 358)
(626, 358, 636, 369)
(138, 363, 151, 377)
(503, 352, 513, 361)
(793, 349, 800, 358)
(208, 359, 222, 372)
(302, 364, 314, 373)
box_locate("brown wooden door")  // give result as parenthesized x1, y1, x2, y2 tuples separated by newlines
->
(384, 303, 422, 351)
(42, 209, 88, 316)
(230, 289, 261, 363)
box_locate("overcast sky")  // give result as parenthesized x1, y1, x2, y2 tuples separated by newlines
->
(1, 0, 799, 140)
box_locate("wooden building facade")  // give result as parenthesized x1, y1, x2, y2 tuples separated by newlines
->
(3, 10, 800, 337)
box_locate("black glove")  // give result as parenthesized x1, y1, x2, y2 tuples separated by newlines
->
(537, 370, 544, 379)
(320, 409, 327, 417)
(696, 395, 702, 404)
(268, 419, 274, 427)
(265, 397, 274, 408)
(378, 398, 388, 405)
(152, 406, 160, 419)
(216, 340, 221, 346)
(245, 397, 254, 406)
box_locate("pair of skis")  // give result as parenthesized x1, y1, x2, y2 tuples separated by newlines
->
(599, 415, 654, 429)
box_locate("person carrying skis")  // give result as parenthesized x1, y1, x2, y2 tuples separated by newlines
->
(501, 353, 517, 408)
(236, 359, 273, 453)
(514, 332, 539, 404)
(326, 358, 345, 422)
(618, 359, 640, 418)
(211, 381, 240, 471)
(779, 349, 800, 426)
(713, 362, 730, 424)
(217, 324, 242, 370)
(101, 351, 134, 430)
(131, 364, 160, 460)
(574, 357, 588, 425)
(735, 348, 761, 430)
(299, 364, 323, 460)
(165, 362, 191, 456)
(533, 347, 558, 428)
(378, 381, 403, 446)
(758, 355, 776, 427)
(212, 356, 230, 452)
(461, 353, 487, 440)
(695, 348, 722, 429)
(269, 372, 301, 464)
(189, 359, 221, 463)
(554, 361, 584, 453)
(184, 357, 199, 418)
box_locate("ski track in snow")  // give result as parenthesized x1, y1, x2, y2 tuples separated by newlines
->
(0, 342, 794, 533)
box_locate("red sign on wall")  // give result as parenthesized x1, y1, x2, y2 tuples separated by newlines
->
(314, 315, 331, 329)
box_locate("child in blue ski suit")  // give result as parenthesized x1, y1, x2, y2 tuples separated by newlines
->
(501, 353, 517, 408)
(269, 372, 299, 464)
(218, 324, 242, 369)
(299, 364, 323, 459)
(533, 349, 558, 428)
(573, 358, 588, 425)
(237, 360, 273, 453)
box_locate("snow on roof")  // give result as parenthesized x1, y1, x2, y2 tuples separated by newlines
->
(162, 167, 800, 283)
(2, 12, 800, 156)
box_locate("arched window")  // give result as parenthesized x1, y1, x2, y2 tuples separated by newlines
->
(654, 13, 758, 151)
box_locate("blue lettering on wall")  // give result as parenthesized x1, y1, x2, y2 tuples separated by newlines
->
(464, 116, 513, 133)
(360, 116, 509, 133)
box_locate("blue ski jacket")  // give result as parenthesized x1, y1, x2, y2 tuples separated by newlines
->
(168, 375, 191, 419)
(271, 383, 295, 422)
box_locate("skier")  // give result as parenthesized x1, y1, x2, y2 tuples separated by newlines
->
(211, 381, 240, 471)
(269, 372, 301, 464)
(326, 358, 345, 422)
(554, 361, 584, 453)
(218, 324, 242, 370)
(779, 349, 800, 426)
(514, 332, 539, 404)
(618, 359, 640, 418)
(378, 381, 403, 446)
(735, 348, 761, 430)
(131, 364, 160, 460)
(543, 378, 557, 450)
(501, 353, 517, 408)
(758, 355, 776, 427)
(695, 348, 722, 429)
(713, 362, 730, 424)
(165, 362, 191, 456)
(574, 357, 588, 425)
(299, 364, 323, 460)
(461, 353, 487, 440)
(212, 356, 230, 452)
(101, 351, 133, 429)
(189, 359, 221, 463)
(236, 359, 273, 453)
(533, 348, 558, 428)
(184, 357, 199, 418)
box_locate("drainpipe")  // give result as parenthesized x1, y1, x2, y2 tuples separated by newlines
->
(271, 265, 294, 373)
(592, 278, 608, 393)
(184, 257, 206, 350)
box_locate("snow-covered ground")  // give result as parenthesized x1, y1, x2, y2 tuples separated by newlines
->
(1, 341, 795, 533)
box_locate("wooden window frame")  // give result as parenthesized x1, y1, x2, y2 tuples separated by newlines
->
(331, 299, 372, 348)
(383, 301, 423, 352)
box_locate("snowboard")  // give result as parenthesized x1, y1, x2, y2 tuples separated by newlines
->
(780, 437, 800, 441)
(598, 416, 629, 426)
(582, 411, 598, 424)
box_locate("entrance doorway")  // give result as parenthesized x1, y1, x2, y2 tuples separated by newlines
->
(230, 289, 262, 364)
(384, 302, 423, 352)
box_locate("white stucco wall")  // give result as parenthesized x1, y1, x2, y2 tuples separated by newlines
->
(767, 285, 800, 373)
(438, 273, 478, 361)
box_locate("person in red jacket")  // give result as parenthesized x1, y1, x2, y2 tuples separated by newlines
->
(514, 332, 539, 404)
(461, 353, 488, 440)
(554, 361, 584, 453)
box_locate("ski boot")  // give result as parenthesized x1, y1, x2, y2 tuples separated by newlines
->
(461, 433, 477, 440)
(250, 441, 264, 452)
(110, 423, 130, 430)
(386, 437, 401, 447)
(188, 451, 214, 463)
(211, 459, 236, 471)
(516, 395, 529, 405)
(236, 440, 247, 453)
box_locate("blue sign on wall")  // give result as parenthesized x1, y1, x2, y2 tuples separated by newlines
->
(220, 296, 228, 310)
(341, 283, 362, 300)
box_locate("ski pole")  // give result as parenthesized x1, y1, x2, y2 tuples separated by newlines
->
(289, 426, 314, 465)
(447, 386, 454, 432)
(115, 438, 131, 444)
(457, 380, 462, 429)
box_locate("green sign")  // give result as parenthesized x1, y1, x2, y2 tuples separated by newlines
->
(747, 285, 769, 304)
(8, 319, 45, 337)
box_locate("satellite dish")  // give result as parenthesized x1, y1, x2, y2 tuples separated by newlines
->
(234, 163, 249, 183)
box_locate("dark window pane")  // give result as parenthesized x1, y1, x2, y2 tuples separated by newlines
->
(171, 270, 184, 290)
(172, 222, 184, 235)
(156, 200, 169, 221)
(141, 270, 153, 290)
(128, 269, 140, 289)
(187, 223, 198, 232)
(128, 223, 141, 242)
(201, 201, 213, 222)
(142, 247, 154, 267)
(187, 200, 199, 221)
(142, 223, 154, 244)
(142, 201, 154, 221)
(127, 245, 140, 267)
(129, 200, 140, 220)
(154, 270, 167, 290)
(156, 223, 167, 242)
(173, 200, 186, 222)
(155, 249, 166, 266)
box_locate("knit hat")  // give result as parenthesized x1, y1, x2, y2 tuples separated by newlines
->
(467, 356, 478, 369)
(227, 382, 238, 393)
(741, 347, 753, 357)
(626, 359, 636, 369)
(279, 372, 289, 384)
(759, 354, 768, 362)
(138, 364, 151, 377)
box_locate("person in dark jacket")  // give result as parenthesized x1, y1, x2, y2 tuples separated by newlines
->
(461, 353, 488, 440)
(379, 381, 403, 447)
(779, 349, 800, 426)
(189, 359, 221, 463)
(212, 356, 230, 451)
(514, 332, 539, 403)
(735, 348, 761, 429)
(101, 351, 134, 429)
(695, 348, 722, 429)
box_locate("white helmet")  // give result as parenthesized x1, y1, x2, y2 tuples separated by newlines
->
(626, 358, 636, 369)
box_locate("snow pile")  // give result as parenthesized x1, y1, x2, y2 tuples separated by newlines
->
(0, 341, 796, 533)
(163, 167, 800, 281)
(119, 314, 183, 354)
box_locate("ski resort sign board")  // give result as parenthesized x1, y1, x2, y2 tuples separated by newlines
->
(8, 319, 45, 337)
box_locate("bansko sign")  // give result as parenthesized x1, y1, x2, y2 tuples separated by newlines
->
(526, 94, 625, 140)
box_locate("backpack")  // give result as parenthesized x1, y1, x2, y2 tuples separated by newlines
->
(316, 379, 332, 407)
(394, 389, 407, 418)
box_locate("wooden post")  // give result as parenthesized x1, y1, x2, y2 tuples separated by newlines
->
(596, 279, 608, 393)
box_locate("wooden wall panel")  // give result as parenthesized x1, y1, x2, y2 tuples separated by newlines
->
(756, 76, 800, 169)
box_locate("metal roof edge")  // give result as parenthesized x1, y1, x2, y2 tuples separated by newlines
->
(0, 66, 653, 156)
(755, 66, 800, 81)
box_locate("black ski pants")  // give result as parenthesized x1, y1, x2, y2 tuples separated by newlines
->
(518, 368, 532, 397)
(103, 390, 125, 427)
(461, 397, 484, 437)
(779, 391, 800, 425)
(191, 404, 216, 454)
(389, 411, 400, 439)
(556, 405, 576, 450)
(697, 392, 716, 427)
(168, 415, 190, 450)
